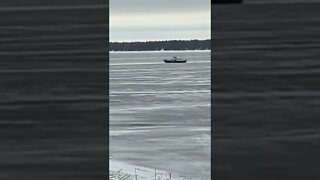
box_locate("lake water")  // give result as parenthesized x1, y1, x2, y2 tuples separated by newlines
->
(110, 50, 211, 180)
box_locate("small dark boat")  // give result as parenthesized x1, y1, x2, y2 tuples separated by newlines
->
(212, 0, 242, 4)
(164, 56, 187, 63)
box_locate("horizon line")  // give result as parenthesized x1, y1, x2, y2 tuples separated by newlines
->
(110, 38, 211, 43)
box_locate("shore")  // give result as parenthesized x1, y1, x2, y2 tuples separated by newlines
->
(110, 49, 211, 53)
(110, 160, 201, 180)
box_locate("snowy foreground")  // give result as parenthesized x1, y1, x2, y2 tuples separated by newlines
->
(110, 160, 198, 180)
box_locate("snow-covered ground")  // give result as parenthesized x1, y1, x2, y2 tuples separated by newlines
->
(110, 160, 196, 180)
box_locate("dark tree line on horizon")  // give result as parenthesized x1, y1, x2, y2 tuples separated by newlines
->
(110, 39, 211, 51)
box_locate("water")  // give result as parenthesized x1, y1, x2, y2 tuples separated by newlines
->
(110, 50, 211, 179)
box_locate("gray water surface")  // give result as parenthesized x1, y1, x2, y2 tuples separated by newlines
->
(110, 50, 211, 179)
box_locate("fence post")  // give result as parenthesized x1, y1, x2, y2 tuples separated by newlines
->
(135, 168, 137, 180)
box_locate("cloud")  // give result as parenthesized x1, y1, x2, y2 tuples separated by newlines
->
(110, 0, 210, 14)
(110, 0, 210, 41)
(110, 29, 210, 42)
(110, 11, 210, 28)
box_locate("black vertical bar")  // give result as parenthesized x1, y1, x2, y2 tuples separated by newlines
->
(213, 1, 320, 180)
(0, 0, 108, 179)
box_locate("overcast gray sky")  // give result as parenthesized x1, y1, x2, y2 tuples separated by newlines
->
(110, 0, 210, 42)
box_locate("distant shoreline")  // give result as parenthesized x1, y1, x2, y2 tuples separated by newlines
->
(110, 39, 210, 44)
(109, 49, 211, 53)
(110, 39, 211, 52)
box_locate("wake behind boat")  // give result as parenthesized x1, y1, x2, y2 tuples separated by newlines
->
(164, 56, 187, 63)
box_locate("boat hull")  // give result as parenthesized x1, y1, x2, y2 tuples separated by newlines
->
(164, 60, 187, 63)
(213, 0, 242, 4)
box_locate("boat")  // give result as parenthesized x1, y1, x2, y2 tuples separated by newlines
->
(212, 0, 242, 4)
(164, 56, 187, 63)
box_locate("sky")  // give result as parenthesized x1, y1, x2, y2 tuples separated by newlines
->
(110, 0, 211, 42)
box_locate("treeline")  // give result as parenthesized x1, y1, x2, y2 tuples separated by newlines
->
(110, 39, 211, 51)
